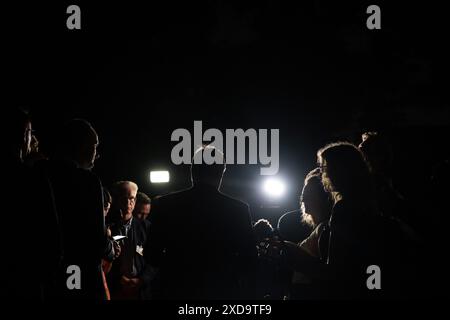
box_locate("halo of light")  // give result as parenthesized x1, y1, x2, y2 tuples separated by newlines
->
(262, 177, 286, 198)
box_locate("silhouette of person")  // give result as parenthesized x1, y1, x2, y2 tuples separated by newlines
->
(290, 168, 332, 299)
(260, 142, 386, 299)
(2, 108, 59, 300)
(252, 219, 288, 299)
(253, 219, 275, 243)
(317, 142, 383, 298)
(277, 209, 311, 244)
(145, 146, 257, 299)
(298, 168, 332, 260)
(358, 132, 409, 222)
(42, 119, 111, 299)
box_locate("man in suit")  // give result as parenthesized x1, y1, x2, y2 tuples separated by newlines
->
(145, 146, 257, 300)
(107, 181, 154, 299)
(43, 119, 113, 299)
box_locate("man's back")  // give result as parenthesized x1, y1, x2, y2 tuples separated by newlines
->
(44, 159, 107, 299)
(146, 185, 257, 299)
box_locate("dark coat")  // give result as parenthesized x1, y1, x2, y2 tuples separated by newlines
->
(145, 185, 257, 300)
(107, 217, 154, 299)
(42, 158, 108, 300)
(2, 159, 60, 300)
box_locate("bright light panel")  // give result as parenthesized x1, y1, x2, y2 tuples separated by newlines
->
(263, 177, 286, 198)
(150, 171, 170, 183)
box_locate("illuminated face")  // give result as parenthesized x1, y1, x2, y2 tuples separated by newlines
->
(118, 186, 137, 218)
(75, 126, 99, 170)
(81, 135, 99, 170)
(88, 139, 99, 169)
(134, 203, 151, 220)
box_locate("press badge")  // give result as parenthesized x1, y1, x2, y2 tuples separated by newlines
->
(136, 245, 144, 256)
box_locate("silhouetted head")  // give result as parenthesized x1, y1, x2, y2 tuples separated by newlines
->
(111, 181, 138, 221)
(56, 119, 99, 170)
(133, 192, 151, 220)
(6, 107, 32, 161)
(190, 146, 226, 189)
(253, 219, 274, 242)
(358, 132, 393, 176)
(317, 142, 375, 208)
(300, 168, 332, 227)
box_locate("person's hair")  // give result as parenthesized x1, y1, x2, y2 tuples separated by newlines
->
(109, 181, 138, 222)
(190, 145, 226, 187)
(103, 187, 112, 207)
(253, 219, 274, 240)
(111, 181, 138, 198)
(317, 141, 376, 211)
(359, 131, 393, 176)
(300, 168, 331, 227)
(136, 192, 151, 205)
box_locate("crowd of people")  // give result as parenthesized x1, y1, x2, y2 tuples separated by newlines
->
(3, 107, 447, 300)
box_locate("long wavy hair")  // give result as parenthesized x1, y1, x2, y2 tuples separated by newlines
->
(300, 168, 332, 227)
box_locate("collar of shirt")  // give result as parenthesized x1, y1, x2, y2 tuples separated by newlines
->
(120, 216, 133, 235)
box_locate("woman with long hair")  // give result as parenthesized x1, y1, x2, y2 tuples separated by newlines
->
(260, 142, 384, 299)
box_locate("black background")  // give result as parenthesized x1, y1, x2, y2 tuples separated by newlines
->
(4, 1, 449, 225)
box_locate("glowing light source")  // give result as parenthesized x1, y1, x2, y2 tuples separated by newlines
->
(262, 177, 286, 198)
(150, 171, 170, 183)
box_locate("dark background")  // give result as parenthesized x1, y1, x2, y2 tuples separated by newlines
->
(4, 1, 449, 225)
